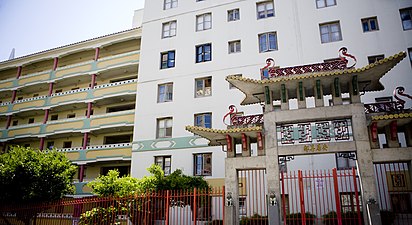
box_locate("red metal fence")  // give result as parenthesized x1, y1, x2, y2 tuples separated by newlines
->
(281, 168, 362, 225)
(0, 187, 224, 225)
(374, 162, 412, 225)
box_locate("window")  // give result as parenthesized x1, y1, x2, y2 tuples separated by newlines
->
(196, 13, 212, 31)
(85, 109, 93, 116)
(82, 137, 90, 147)
(155, 156, 171, 175)
(106, 104, 135, 113)
(158, 83, 173, 103)
(239, 197, 246, 215)
(400, 8, 412, 30)
(229, 74, 242, 89)
(162, 21, 177, 38)
(101, 166, 130, 177)
(228, 9, 240, 21)
(335, 153, 356, 170)
(164, 0, 177, 10)
(228, 40, 241, 54)
(55, 89, 62, 93)
(340, 192, 362, 213)
(408, 48, 412, 66)
(12, 120, 18, 126)
(63, 141, 72, 148)
(17, 97, 23, 100)
(259, 32, 278, 52)
(319, 22, 342, 43)
(28, 118, 34, 124)
(160, 51, 175, 69)
(47, 141, 54, 150)
(24, 144, 30, 148)
(362, 17, 379, 32)
(316, 0, 336, 8)
(50, 115, 58, 121)
(67, 113, 76, 118)
(195, 77, 212, 97)
(367, 54, 385, 64)
(157, 117, 173, 138)
(194, 153, 212, 176)
(196, 43, 212, 63)
(194, 113, 212, 128)
(256, 1, 274, 19)
(32, 93, 39, 97)
(104, 135, 131, 144)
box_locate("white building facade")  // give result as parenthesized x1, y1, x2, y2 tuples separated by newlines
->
(131, 0, 412, 179)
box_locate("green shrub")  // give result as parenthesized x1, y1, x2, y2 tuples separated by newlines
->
(285, 212, 316, 225)
(240, 214, 268, 225)
(322, 211, 364, 225)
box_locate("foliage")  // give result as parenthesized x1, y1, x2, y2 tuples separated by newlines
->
(207, 220, 224, 225)
(286, 212, 316, 225)
(322, 211, 364, 225)
(79, 206, 128, 225)
(0, 146, 76, 225)
(380, 210, 395, 225)
(240, 214, 268, 225)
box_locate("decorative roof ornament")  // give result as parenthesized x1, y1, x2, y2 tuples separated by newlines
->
(223, 105, 238, 126)
(338, 47, 357, 69)
(394, 86, 412, 110)
(260, 48, 356, 80)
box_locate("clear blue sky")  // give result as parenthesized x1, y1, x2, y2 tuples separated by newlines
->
(0, 0, 145, 61)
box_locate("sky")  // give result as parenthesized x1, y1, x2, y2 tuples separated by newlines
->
(0, 0, 145, 61)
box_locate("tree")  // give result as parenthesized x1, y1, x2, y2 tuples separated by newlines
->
(0, 146, 76, 225)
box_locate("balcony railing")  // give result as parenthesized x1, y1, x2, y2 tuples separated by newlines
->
(364, 101, 403, 114)
(230, 114, 264, 127)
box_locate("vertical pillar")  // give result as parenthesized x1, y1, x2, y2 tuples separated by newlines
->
(314, 79, 324, 107)
(257, 132, 265, 156)
(5, 116, 12, 129)
(385, 121, 399, 148)
(280, 84, 289, 110)
(369, 122, 379, 149)
(6, 66, 22, 130)
(404, 122, 412, 147)
(297, 81, 306, 109)
(241, 133, 251, 157)
(39, 137, 45, 150)
(265, 86, 273, 112)
(331, 78, 342, 106)
(11, 91, 17, 103)
(350, 75, 361, 103)
(224, 159, 239, 225)
(226, 135, 235, 158)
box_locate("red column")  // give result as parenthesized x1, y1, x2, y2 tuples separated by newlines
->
(39, 137, 45, 150)
(298, 170, 306, 225)
(53, 57, 59, 70)
(5, 116, 12, 129)
(94, 47, 100, 61)
(332, 169, 343, 225)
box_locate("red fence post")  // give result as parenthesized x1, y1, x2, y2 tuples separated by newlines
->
(193, 188, 197, 225)
(281, 172, 287, 225)
(165, 190, 170, 225)
(352, 168, 362, 225)
(298, 170, 306, 225)
(332, 168, 343, 225)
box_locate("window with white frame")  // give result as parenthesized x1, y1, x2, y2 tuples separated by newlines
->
(158, 83, 173, 103)
(196, 13, 212, 31)
(194, 113, 212, 128)
(155, 156, 171, 175)
(256, 1, 274, 19)
(400, 8, 412, 30)
(195, 77, 212, 97)
(196, 43, 212, 63)
(194, 153, 212, 176)
(361, 17, 379, 32)
(157, 117, 173, 138)
(228, 40, 241, 54)
(162, 20, 177, 38)
(228, 8, 240, 21)
(160, 50, 175, 69)
(258, 32, 277, 52)
(319, 21, 342, 43)
(316, 0, 336, 8)
(164, 0, 177, 10)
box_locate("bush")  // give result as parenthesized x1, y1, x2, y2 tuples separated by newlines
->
(322, 211, 364, 225)
(380, 210, 395, 225)
(285, 212, 316, 225)
(240, 214, 268, 225)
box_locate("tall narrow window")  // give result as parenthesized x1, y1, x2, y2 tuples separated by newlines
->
(194, 153, 212, 176)
(157, 117, 173, 138)
(196, 44, 212, 63)
(194, 113, 212, 128)
(256, 1, 274, 19)
(319, 21, 342, 43)
(400, 8, 412, 30)
(316, 0, 336, 8)
(361, 17, 379, 32)
(258, 32, 278, 52)
(228, 40, 241, 54)
(408, 48, 412, 67)
(160, 50, 175, 69)
(158, 83, 173, 103)
(195, 77, 212, 97)
(162, 21, 177, 38)
(228, 9, 240, 21)
(164, 0, 177, 10)
(155, 156, 172, 175)
(196, 13, 212, 31)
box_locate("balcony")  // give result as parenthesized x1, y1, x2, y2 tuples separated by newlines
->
(0, 110, 135, 141)
(58, 143, 132, 163)
(227, 114, 264, 129)
(0, 51, 140, 91)
(0, 79, 137, 115)
(364, 101, 404, 114)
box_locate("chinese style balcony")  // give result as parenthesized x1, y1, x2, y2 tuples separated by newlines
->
(364, 101, 404, 114)
(228, 114, 264, 129)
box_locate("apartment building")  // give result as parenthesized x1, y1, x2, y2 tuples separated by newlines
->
(0, 28, 141, 196)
